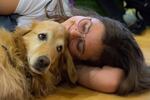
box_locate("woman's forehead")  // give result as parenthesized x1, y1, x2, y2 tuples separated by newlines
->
(71, 16, 102, 22)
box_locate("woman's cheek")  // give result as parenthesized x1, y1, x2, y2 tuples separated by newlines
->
(69, 41, 78, 58)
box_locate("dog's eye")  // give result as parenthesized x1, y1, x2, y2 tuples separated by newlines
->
(56, 45, 63, 53)
(38, 33, 47, 40)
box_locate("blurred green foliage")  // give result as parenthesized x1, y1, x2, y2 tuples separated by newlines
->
(74, 0, 124, 16)
(75, 0, 106, 15)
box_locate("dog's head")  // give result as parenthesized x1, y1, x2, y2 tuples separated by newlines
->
(22, 21, 66, 74)
(21, 20, 77, 83)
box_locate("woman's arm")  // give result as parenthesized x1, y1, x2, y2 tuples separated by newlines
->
(77, 65, 124, 93)
(0, 0, 19, 15)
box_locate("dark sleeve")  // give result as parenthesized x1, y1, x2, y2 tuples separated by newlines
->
(0, 14, 18, 32)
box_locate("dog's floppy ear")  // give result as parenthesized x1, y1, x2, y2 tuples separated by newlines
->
(15, 20, 40, 36)
(63, 48, 77, 84)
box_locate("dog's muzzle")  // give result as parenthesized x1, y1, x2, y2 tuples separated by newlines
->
(33, 56, 50, 72)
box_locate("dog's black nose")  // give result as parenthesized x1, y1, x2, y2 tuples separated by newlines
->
(34, 56, 50, 69)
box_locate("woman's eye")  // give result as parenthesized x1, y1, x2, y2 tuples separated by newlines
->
(38, 33, 47, 40)
(77, 39, 85, 54)
(79, 23, 88, 33)
(78, 19, 91, 34)
(56, 45, 63, 53)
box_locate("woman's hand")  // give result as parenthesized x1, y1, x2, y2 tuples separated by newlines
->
(76, 65, 124, 93)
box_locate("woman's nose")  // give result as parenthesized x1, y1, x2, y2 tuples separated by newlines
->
(69, 27, 81, 39)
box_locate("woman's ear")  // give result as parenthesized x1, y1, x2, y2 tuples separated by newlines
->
(63, 48, 77, 84)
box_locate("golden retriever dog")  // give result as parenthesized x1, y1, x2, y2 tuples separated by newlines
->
(0, 20, 77, 100)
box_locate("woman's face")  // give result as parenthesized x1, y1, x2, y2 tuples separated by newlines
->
(62, 16, 105, 61)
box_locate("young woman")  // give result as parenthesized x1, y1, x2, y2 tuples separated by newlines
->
(0, 0, 150, 95)
(62, 15, 150, 95)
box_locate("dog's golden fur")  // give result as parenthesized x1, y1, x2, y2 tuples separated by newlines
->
(0, 20, 77, 100)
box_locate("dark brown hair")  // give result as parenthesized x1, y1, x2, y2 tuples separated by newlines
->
(97, 16, 150, 95)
